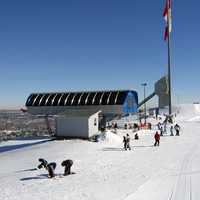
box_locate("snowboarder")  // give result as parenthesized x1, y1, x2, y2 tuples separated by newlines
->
(126, 134, 131, 150)
(47, 162, 57, 178)
(61, 159, 73, 176)
(174, 124, 180, 136)
(154, 131, 160, 146)
(123, 136, 127, 150)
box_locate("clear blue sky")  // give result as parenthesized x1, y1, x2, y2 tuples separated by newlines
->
(0, 0, 199, 108)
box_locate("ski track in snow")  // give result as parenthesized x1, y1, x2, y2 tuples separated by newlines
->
(1, 105, 200, 200)
(124, 122, 200, 200)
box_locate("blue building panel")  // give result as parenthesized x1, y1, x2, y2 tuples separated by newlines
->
(123, 91, 138, 114)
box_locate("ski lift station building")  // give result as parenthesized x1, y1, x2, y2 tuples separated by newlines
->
(25, 90, 138, 139)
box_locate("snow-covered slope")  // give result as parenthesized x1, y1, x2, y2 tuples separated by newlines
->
(1, 104, 200, 200)
(176, 104, 200, 122)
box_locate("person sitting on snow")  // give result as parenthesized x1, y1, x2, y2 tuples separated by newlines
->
(134, 133, 139, 140)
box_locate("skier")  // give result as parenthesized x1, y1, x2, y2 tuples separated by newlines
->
(170, 125, 174, 136)
(126, 134, 131, 150)
(157, 122, 161, 131)
(155, 108, 159, 119)
(124, 123, 127, 129)
(174, 124, 180, 136)
(148, 123, 152, 130)
(61, 159, 73, 176)
(160, 126, 163, 136)
(123, 136, 127, 150)
(154, 131, 160, 146)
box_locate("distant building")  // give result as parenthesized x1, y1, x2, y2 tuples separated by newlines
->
(25, 90, 138, 138)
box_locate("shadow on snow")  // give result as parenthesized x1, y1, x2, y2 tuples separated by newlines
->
(20, 174, 48, 181)
(102, 145, 156, 151)
(102, 147, 125, 151)
(0, 139, 52, 154)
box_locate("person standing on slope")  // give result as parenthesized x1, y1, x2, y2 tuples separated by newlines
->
(170, 125, 174, 136)
(174, 124, 180, 136)
(160, 126, 163, 136)
(154, 131, 160, 146)
(126, 134, 131, 150)
(123, 136, 127, 150)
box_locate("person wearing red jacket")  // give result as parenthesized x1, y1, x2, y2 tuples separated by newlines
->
(154, 131, 160, 146)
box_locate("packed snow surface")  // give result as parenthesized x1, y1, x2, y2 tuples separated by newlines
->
(176, 104, 200, 121)
(1, 104, 200, 200)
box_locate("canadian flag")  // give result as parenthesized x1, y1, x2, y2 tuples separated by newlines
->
(163, 0, 172, 41)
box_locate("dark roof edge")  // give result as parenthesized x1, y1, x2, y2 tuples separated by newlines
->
(29, 89, 137, 95)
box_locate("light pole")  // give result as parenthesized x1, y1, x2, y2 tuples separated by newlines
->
(141, 83, 147, 125)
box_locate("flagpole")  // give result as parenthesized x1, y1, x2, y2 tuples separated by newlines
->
(167, 5, 172, 115)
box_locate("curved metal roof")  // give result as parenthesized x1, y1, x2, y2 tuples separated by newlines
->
(26, 90, 138, 107)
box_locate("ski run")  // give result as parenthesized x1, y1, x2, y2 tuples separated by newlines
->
(1, 104, 200, 200)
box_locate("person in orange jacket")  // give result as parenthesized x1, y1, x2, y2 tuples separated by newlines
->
(154, 131, 160, 146)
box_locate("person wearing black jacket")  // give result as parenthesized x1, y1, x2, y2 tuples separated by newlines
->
(47, 162, 57, 178)
(61, 160, 73, 176)
(126, 134, 131, 150)
(37, 158, 48, 170)
(174, 124, 180, 136)
(37, 158, 56, 178)
(123, 136, 127, 150)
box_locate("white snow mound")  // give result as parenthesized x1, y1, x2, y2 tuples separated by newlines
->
(104, 130, 122, 145)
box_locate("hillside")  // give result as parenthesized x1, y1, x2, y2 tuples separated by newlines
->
(0, 104, 200, 200)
